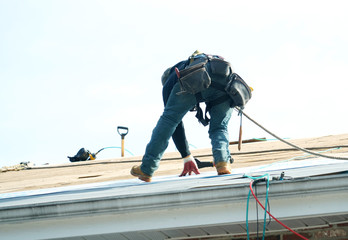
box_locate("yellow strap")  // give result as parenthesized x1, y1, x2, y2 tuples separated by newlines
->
(189, 50, 202, 63)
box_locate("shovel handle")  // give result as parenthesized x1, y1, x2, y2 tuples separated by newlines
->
(117, 126, 128, 157)
(117, 126, 129, 138)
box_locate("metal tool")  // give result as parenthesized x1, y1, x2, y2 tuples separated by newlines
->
(238, 112, 243, 151)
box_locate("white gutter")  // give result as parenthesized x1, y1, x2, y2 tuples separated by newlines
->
(1, 159, 348, 240)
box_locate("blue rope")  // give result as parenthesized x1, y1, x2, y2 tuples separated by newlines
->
(97, 146, 134, 156)
(244, 148, 342, 239)
(250, 147, 341, 172)
(245, 174, 270, 240)
(189, 144, 198, 149)
(253, 137, 290, 141)
(246, 188, 252, 239)
(263, 176, 270, 239)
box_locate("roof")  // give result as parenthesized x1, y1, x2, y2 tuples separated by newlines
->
(1, 134, 348, 240)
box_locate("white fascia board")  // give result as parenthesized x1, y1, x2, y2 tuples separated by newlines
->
(1, 173, 348, 240)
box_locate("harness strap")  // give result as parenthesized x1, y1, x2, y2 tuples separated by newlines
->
(194, 92, 209, 126)
(210, 81, 226, 91)
(194, 92, 231, 126)
(195, 103, 210, 126)
(206, 94, 231, 110)
(189, 54, 233, 125)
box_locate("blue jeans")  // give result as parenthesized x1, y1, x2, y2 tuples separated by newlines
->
(141, 82, 233, 176)
(162, 64, 191, 159)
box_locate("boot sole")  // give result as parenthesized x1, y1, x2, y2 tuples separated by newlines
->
(131, 169, 152, 182)
(217, 167, 231, 175)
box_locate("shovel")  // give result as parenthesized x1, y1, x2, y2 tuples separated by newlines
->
(117, 126, 129, 157)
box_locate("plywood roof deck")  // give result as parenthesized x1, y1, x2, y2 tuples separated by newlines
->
(1, 134, 348, 240)
(1, 133, 348, 194)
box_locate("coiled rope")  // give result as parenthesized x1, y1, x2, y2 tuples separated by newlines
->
(237, 108, 348, 161)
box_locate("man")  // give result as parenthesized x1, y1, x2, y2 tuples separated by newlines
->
(131, 51, 234, 182)
(161, 53, 214, 177)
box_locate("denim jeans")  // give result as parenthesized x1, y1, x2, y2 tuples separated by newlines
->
(162, 63, 191, 159)
(141, 81, 233, 176)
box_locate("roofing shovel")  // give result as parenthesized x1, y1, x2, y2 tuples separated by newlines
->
(117, 126, 129, 157)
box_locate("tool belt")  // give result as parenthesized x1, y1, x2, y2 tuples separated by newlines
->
(176, 56, 232, 95)
(225, 73, 252, 108)
(176, 55, 251, 107)
(209, 57, 232, 77)
(176, 59, 211, 95)
(175, 54, 252, 125)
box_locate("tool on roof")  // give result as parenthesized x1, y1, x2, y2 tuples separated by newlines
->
(117, 126, 129, 157)
(68, 126, 131, 162)
(67, 145, 134, 162)
(238, 110, 243, 151)
(68, 148, 96, 162)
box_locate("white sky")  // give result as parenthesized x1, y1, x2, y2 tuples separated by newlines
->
(1, 0, 348, 167)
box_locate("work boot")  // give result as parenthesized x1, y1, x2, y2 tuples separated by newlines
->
(215, 162, 231, 175)
(130, 165, 152, 182)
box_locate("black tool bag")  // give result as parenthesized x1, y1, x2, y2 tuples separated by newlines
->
(176, 60, 211, 95)
(175, 54, 252, 125)
(208, 58, 232, 77)
(225, 73, 252, 108)
(176, 55, 233, 95)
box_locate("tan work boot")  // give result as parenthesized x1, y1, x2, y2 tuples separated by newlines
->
(215, 162, 231, 175)
(130, 165, 152, 182)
